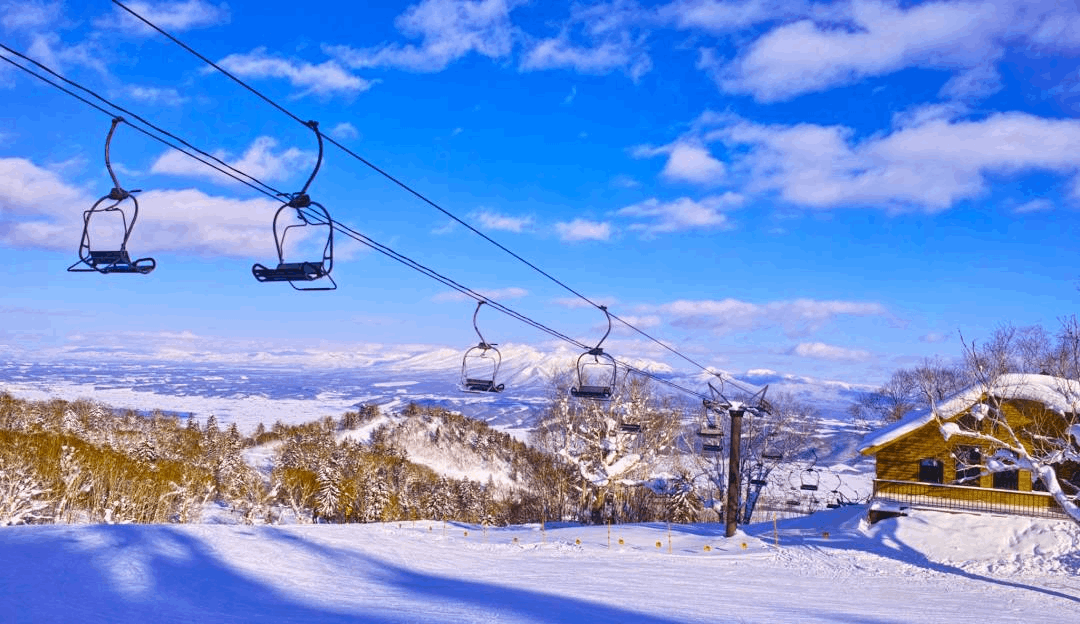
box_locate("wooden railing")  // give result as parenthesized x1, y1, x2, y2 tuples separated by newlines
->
(872, 479, 1070, 519)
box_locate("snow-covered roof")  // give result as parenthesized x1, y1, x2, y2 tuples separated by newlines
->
(858, 374, 1080, 454)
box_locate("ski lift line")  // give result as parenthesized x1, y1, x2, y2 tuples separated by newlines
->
(0, 47, 284, 204)
(109, 0, 739, 385)
(6, 42, 713, 403)
(0, 42, 281, 201)
(297, 209, 713, 401)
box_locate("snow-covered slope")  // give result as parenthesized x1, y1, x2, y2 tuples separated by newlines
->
(2, 508, 1077, 623)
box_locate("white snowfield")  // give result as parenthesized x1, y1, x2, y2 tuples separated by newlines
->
(2, 507, 1078, 623)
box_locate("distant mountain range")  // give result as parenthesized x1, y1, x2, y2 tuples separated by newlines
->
(0, 343, 872, 432)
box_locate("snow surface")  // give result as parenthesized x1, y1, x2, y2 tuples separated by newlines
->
(2, 508, 1079, 623)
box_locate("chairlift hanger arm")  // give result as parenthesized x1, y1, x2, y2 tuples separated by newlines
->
(472, 300, 496, 349)
(290, 120, 323, 209)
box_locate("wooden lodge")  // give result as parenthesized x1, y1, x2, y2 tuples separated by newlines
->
(857, 373, 1080, 520)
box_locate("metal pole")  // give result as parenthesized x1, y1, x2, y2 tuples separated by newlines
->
(725, 407, 744, 538)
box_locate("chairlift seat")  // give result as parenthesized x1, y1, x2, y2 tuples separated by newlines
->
(750, 478, 768, 486)
(570, 385, 613, 401)
(701, 442, 723, 452)
(619, 422, 641, 433)
(800, 484, 819, 491)
(698, 426, 724, 438)
(762, 452, 783, 461)
(85, 250, 155, 274)
(252, 261, 327, 282)
(463, 378, 504, 393)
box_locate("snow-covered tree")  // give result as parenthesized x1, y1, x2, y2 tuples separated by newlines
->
(315, 464, 342, 522)
(533, 372, 684, 523)
(0, 458, 50, 526)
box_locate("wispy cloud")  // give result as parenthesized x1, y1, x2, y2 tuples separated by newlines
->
(215, 48, 373, 98)
(125, 85, 187, 106)
(1014, 198, 1054, 214)
(329, 122, 359, 140)
(659, 0, 808, 33)
(324, 0, 519, 72)
(471, 209, 534, 232)
(151, 136, 315, 187)
(790, 341, 871, 362)
(653, 297, 888, 337)
(555, 218, 612, 241)
(520, 0, 651, 80)
(616, 194, 742, 235)
(96, 0, 229, 35)
(0, 0, 62, 31)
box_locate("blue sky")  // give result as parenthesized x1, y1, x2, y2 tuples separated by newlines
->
(1, 0, 1079, 386)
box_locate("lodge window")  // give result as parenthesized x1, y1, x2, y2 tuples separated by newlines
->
(918, 458, 944, 484)
(992, 469, 1019, 491)
(955, 446, 982, 486)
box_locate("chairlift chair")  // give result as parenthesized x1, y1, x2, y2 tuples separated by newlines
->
(697, 380, 728, 449)
(460, 301, 505, 393)
(570, 306, 617, 402)
(697, 385, 726, 452)
(68, 117, 155, 275)
(799, 467, 820, 492)
(251, 121, 336, 291)
(749, 463, 769, 487)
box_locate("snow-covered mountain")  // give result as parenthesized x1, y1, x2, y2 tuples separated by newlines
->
(0, 343, 871, 433)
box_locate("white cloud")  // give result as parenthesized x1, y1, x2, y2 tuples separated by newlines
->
(471, 209, 533, 232)
(215, 48, 372, 98)
(659, 0, 808, 33)
(433, 286, 528, 303)
(920, 332, 949, 343)
(521, 35, 651, 80)
(939, 63, 1002, 100)
(655, 297, 888, 336)
(520, 0, 652, 79)
(555, 218, 612, 241)
(26, 32, 108, 76)
(704, 109, 1080, 212)
(125, 85, 187, 106)
(711, 0, 1080, 103)
(0, 157, 84, 224)
(325, 0, 519, 72)
(633, 141, 726, 184)
(790, 341, 871, 361)
(616, 194, 741, 234)
(0, 157, 285, 259)
(329, 123, 360, 140)
(1014, 198, 1054, 214)
(610, 174, 640, 189)
(97, 0, 229, 34)
(1, 0, 61, 31)
(151, 136, 315, 188)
